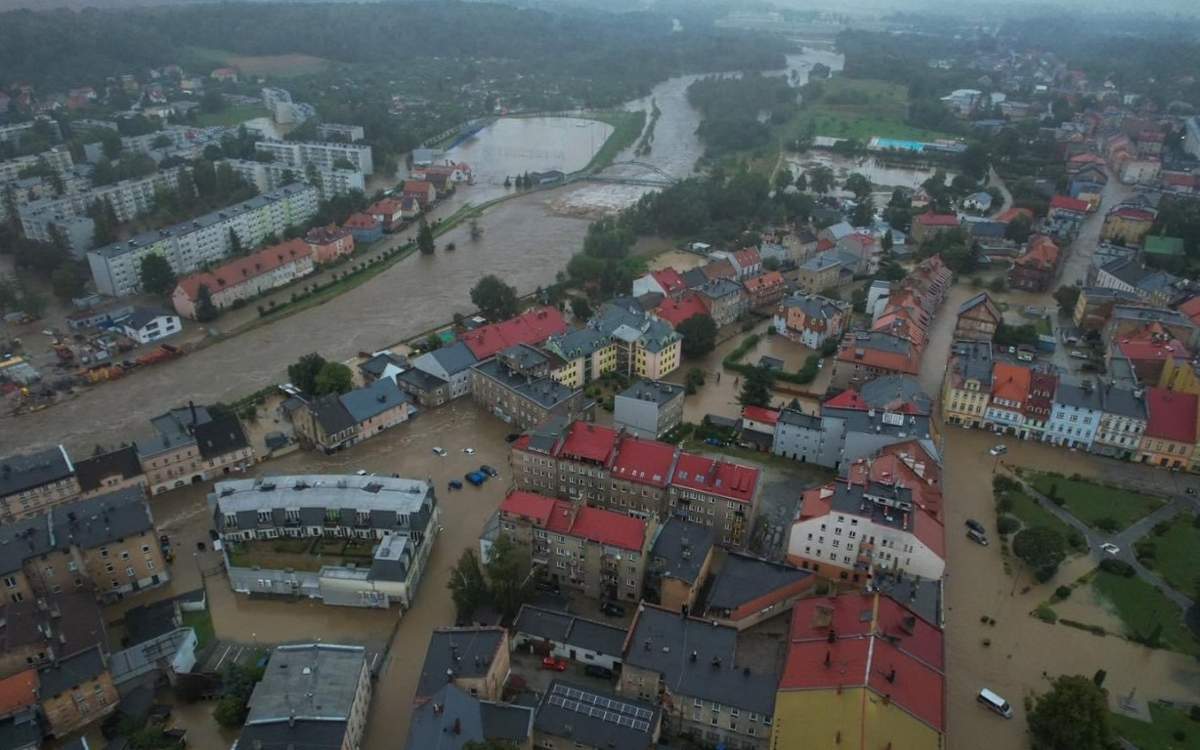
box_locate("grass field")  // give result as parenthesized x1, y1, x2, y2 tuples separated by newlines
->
(195, 103, 268, 127)
(1092, 570, 1200, 656)
(796, 77, 955, 142)
(1110, 703, 1200, 750)
(1023, 471, 1165, 531)
(1001, 487, 1080, 546)
(1141, 514, 1200, 595)
(181, 609, 216, 651)
(582, 110, 647, 173)
(185, 46, 331, 78)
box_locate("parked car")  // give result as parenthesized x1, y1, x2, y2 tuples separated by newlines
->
(965, 519, 985, 535)
(600, 602, 626, 617)
(1186, 487, 1196, 496)
(480, 465, 499, 478)
(978, 688, 1014, 718)
(584, 665, 615, 679)
(967, 528, 989, 546)
(463, 447, 476, 454)
(1100, 542, 1120, 555)
(465, 471, 487, 486)
(989, 444, 1007, 456)
(432, 446, 448, 457)
(541, 657, 568, 672)
(355, 469, 368, 476)
(447, 480, 463, 491)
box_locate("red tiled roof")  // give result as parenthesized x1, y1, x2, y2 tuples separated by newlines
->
(0, 670, 37, 717)
(733, 248, 761, 268)
(175, 238, 309, 302)
(1116, 323, 1191, 363)
(403, 179, 433, 194)
(743, 271, 784, 294)
(914, 212, 959, 227)
(741, 405, 779, 425)
(558, 505, 647, 552)
(1145, 387, 1199, 443)
(654, 292, 710, 328)
(651, 268, 686, 296)
(671, 454, 759, 503)
(610, 434, 676, 488)
(499, 491, 557, 526)
(815, 238, 835, 252)
(823, 388, 868, 411)
(306, 224, 351, 244)
(991, 362, 1031, 403)
(461, 306, 568, 359)
(1107, 206, 1155, 222)
(835, 336, 919, 374)
(1016, 236, 1059, 270)
(367, 198, 403, 216)
(1178, 296, 1200, 325)
(1050, 195, 1090, 213)
(559, 422, 618, 464)
(343, 212, 380, 229)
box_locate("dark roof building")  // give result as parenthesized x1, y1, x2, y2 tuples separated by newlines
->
(415, 627, 508, 702)
(534, 680, 660, 750)
(704, 552, 815, 629)
(193, 414, 250, 461)
(0, 445, 75, 502)
(73, 446, 143, 495)
(38, 646, 107, 700)
(406, 683, 533, 750)
(512, 606, 626, 659)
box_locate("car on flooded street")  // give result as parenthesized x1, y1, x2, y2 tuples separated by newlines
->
(432, 447, 448, 457)
(1100, 542, 1120, 555)
(463, 447, 476, 454)
(541, 657, 568, 671)
(447, 480, 463, 491)
(480, 465, 499, 478)
(967, 528, 989, 545)
(465, 471, 487, 486)
(965, 519, 985, 534)
(600, 602, 626, 617)
(988, 444, 1006, 456)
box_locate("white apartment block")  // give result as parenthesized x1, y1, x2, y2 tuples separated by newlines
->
(0, 147, 74, 183)
(317, 123, 365, 142)
(87, 183, 319, 297)
(221, 158, 365, 200)
(255, 139, 374, 175)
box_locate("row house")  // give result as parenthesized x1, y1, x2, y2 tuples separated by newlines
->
(38, 647, 120, 737)
(497, 491, 654, 602)
(136, 405, 254, 495)
(0, 446, 80, 523)
(292, 378, 415, 453)
(510, 421, 760, 547)
(1093, 384, 1148, 461)
(0, 590, 107, 680)
(1023, 368, 1059, 442)
(1140, 388, 1197, 469)
(743, 271, 786, 309)
(1008, 235, 1060, 292)
(171, 238, 315, 319)
(941, 340, 994, 428)
(1046, 379, 1105, 449)
(984, 362, 1030, 433)
(471, 345, 590, 432)
(773, 293, 850, 349)
(954, 293, 1001, 341)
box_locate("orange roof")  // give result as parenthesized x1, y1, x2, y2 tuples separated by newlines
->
(1178, 296, 1200, 325)
(743, 271, 784, 293)
(991, 362, 1031, 403)
(343, 212, 380, 229)
(175, 238, 309, 302)
(1017, 236, 1059, 270)
(654, 292, 710, 328)
(0, 670, 38, 716)
(403, 179, 433, 194)
(368, 198, 403, 216)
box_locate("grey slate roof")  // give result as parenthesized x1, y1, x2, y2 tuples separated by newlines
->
(339, 378, 410, 423)
(649, 519, 715, 586)
(310, 394, 357, 437)
(1054, 379, 1105, 411)
(424, 341, 478, 376)
(512, 606, 626, 657)
(396, 366, 448, 392)
(860, 375, 933, 415)
(406, 684, 533, 750)
(194, 414, 249, 460)
(246, 644, 365, 730)
(123, 307, 173, 330)
(545, 328, 611, 360)
(779, 292, 847, 319)
(872, 571, 943, 628)
(534, 680, 659, 750)
(617, 379, 684, 407)
(416, 628, 506, 700)
(471, 359, 578, 409)
(697, 278, 743, 300)
(681, 268, 708, 289)
(359, 351, 405, 379)
(624, 606, 778, 714)
(239, 719, 348, 750)
(777, 408, 823, 430)
(73, 446, 142, 493)
(1101, 384, 1146, 420)
(138, 406, 211, 458)
(0, 445, 73, 498)
(948, 339, 994, 385)
(38, 645, 106, 697)
(704, 553, 812, 614)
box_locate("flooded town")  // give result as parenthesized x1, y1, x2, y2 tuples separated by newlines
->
(2, 4, 1200, 750)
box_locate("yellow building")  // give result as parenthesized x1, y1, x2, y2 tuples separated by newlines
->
(773, 592, 945, 750)
(635, 336, 680, 379)
(544, 329, 620, 389)
(941, 340, 993, 427)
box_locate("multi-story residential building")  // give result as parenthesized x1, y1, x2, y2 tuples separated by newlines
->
(0, 591, 108, 677)
(613, 380, 685, 439)
(0, 147, 73, 183)
(773, 593, 945, 750)
(1022, 368, 1058, 441)
(254, 139, 374, 174)
(620, 605, 776, 750)
(1009, 236, 1061, 292)
(544, 328, 618, 389)
(395, 366, 451, 408)
(73, 446, 145, 499)
(0, 487, 170, 605)
(771, 408, 839, 465)
(832, 331, 920, 389)
(510, 420, 761, 547)
(695, 279, 747, 326)
(1072, 286, 1142, 330)
(497, 491, 653, 603)
(120, 307, 182, 344)
(407, 341, 477, 401)
(985, 362, 1030, 434)
(471, 345, 589, 431)
(1094, 258, 1181, 308)
(171, 239, 315, 318)
(1100, 204, 1156, 245)
(304, 224, 355, 264)
(220, 157, 365, 200)
(591, 301, 682, 380)
(87, 184, 319, 297)
(414, 627, 511, 704)
(941, 340, 993, 427)
(239, 644, 372, 750)
(38, 647, 119, 737)
(535, 680, 661, 750)
(653, 291, 710, 330)
(292, 378, 415, 453)
(954, 292, 1001, 341)
(136, 405, 254, 495)
(343, 211, 383, 243)
(787, 452, 945, 582)
(1105, 306, 1197, 350)
(702, 552, 815, 630)
(317, 123, 365, 142)
(1046, 378, 1105, 449)
(911, 212, 960, 243)
(1093, 384, 1147, 460)
(773, 293, 850, 349)
(644, 519, 716, 612)
(1111, 322, 1192, 386)
(0, 446, 80, 522)
(742, 270, 786, 309)
(213, 475, 439, 609)
(795, 251, 844, 293)
(18, 167, 186, 255)
(1138, 387, 1197, 469)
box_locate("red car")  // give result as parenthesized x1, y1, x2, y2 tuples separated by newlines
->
(541, 656, 568, 672)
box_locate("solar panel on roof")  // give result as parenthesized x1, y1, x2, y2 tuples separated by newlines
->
(548, 695, 564, 707)
(563, 699, 579, 712)
(619, 716, 634, 727)
(635, 720, 650, 731)
(634, 707, 653, 720)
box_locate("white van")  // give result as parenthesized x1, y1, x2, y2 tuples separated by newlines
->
(978, 688, 1013, 718)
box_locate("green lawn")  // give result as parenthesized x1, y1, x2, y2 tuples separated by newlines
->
(1142, 514, 1200, 596)
(195, 103, 268, 127)
(181, 609, 216, 651)
(796, 77, 955, 142)
(1000, 487, 1081, 547)
(1024, 471, 1166, 531)
(1110, 703, 1200, 750)
(1092, 570, 1200, 656)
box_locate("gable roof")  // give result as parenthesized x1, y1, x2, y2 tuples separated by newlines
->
(914, 212, 959, 227)
(175, 239, 310, 302)
(654, 292, 710, 328)
(416, 628, 507, 701)
(0, 445, 74, 498)
(1049, 195, 1090, 213)
(407, 683, 533, 750)
(704, 553, 812, 614)
(338, 378, 410, 423)
(1144, 387, 1198, 443)
(461, 306, 568, 360)
(0, 670, 37, 718)
(194, 414, 249, 459)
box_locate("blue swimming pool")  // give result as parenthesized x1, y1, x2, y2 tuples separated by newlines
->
(872, 137, 926, 152)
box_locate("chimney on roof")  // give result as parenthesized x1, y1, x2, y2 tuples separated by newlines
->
(690, 651, 697, 662)
(824, 650, 831, 667)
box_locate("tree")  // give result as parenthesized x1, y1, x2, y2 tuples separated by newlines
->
(470, 275, 519, 321)
(850, 196, 875, 228)
(287, 353, 328, 394)
(807, 166, 834, 194)
(774, 168, 793, 190)
(213, 662, 264, 728)
(313, 361, 354, 396)
(1005, 214, 1033, 244)
(1027, 675, 1114, 750)
(484, 534, 531, 620)
(677, 313, 718, 358)
(1053, 285, 1080, 316)
(844, 172, 872, 200)
(570, 296, 592, 321)
(881, 230, 893, 253)
(448, 549, 487, 621)
(1012, 526, 1067, 581)
(50, 264, 86, 300)
(195, 284, 218, 322)
(738, 365, 775, 408)
(228, 228, 243, 256)
(417, 217, 435, 255)
(18, 288, 47, 318)
(138, 254, 176, 296)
